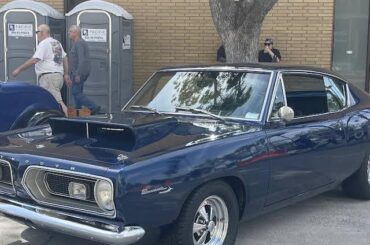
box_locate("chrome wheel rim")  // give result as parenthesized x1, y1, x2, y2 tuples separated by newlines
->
(367, 155, 370, 183)
(192, 195, 229, 245)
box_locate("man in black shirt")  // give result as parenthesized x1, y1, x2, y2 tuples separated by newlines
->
(258, 38, 281, 63)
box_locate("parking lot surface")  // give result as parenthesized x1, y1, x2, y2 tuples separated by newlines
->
(1, 189, 370, 245)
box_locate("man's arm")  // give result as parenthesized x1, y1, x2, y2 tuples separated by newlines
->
(75, 41, 87, 82)
(12, 58, 39, 77)
(63, 56, 72, 86)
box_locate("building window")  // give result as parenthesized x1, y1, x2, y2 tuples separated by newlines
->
(332, 0, 370, 90)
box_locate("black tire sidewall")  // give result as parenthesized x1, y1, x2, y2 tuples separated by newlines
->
(177, 181, 239, 245)
(343, 153, 370, 199)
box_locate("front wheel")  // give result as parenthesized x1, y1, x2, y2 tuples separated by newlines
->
(162, 181, 239, 245)
(342, 153, 370, 199)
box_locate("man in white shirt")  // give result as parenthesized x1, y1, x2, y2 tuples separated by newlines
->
(12, 24, 71, 117)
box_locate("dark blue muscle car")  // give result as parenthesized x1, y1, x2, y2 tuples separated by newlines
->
(0, 64, 370, 245)
(0, 81, 63, 132)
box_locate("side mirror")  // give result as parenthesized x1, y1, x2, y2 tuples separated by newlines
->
(278, 106, 294, 122)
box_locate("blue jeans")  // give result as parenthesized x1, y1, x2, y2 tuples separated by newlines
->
(71, 74, 98, 110)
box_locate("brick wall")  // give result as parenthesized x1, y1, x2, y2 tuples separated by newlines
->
(260, 0, 334, 68)
(0, 0, 334, 90)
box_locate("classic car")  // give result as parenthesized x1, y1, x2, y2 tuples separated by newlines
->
(0, 64, 370, 245)
(0, 81, 63, 132)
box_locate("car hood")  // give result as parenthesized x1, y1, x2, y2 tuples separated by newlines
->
(0, 112, 261, 165)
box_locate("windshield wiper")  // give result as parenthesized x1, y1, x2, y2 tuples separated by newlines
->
(175, 107, 225, 122)
(129, 105, 160, 114)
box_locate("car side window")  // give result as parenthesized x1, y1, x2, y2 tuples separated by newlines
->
(282, 74, 328, 118)
(324, 76, 347, 112)
(270, 79, 286, 119)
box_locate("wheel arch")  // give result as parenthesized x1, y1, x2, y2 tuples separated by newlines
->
(177, 176, 248, 222)
(10, 105, 63, 130)
(220, 176, 248, 219)
(26, 110, 64, 127)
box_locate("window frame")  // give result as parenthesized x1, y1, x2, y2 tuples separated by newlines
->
(267, 70, 352, 122)
(267, 73, 288, 120)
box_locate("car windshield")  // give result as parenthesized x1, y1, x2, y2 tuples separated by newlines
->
(126, 70, 271, 120)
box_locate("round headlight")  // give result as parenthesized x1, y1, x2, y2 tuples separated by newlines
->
(94, 179, 114, 211)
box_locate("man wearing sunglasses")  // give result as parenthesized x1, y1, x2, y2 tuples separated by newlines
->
(258, 38, 281, 63)
(11, 24, 70, 117)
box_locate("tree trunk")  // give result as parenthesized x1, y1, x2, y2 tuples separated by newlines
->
(209, 0, 278, 63)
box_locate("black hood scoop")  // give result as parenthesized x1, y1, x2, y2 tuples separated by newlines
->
(49, 116, 179, 152)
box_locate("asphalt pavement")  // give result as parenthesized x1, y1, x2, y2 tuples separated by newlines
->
(1, 189, 370, 245)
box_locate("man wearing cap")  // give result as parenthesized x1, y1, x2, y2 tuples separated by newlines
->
(12, 24, 70, 117)
(258, 38, 282, 63)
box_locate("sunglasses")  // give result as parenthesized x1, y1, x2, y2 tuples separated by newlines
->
(35, 30, 42, 34)
(264, 43, 272, 46)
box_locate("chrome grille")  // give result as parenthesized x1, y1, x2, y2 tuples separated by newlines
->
(0, 159, 15, 194)
(45, 172, 96, 202)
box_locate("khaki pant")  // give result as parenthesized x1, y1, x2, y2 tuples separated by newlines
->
(39, 73, 63, 103)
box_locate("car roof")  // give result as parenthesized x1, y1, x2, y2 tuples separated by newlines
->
(159, 63, 339, 76)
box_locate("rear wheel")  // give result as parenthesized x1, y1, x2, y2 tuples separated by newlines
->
(162, 181, 239, 245)
(342, 153, 370, 199)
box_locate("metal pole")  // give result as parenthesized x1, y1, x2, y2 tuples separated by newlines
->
(365, 1, 370, 92)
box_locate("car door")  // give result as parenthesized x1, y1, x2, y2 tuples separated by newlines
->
(264, 72, 348, 205)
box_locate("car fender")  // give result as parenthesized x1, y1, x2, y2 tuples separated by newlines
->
(120, 166, 251, 228)
(10, 104, 63, 130)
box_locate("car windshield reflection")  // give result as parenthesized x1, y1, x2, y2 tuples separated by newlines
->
(126, 70, 271, 120)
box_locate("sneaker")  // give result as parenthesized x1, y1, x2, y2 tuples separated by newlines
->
(90, 106, 101, 115)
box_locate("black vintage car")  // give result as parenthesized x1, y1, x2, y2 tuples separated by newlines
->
(0, 64, 370, 245)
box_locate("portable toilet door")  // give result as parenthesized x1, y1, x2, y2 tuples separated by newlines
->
(77, 10, 112, 113)
(3, 9, 38, 83)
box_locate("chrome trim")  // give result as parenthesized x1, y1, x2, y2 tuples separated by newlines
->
(77, 10, 112, 113)
(267, 70, 352, 122)
(22, 166, 116, 218)
(123, 69, 274, 122)
(160, 66, 274, 73)
(122, 71, 164, 111)
(43, 172, 96, 203)
(3, 9, 38, 83)
(267, 73, 287, 121)
(0, 201, 144, 245)
(0, 159, 15, 194)
(345, 83, 353, 106)
(278, 69, 352, 85)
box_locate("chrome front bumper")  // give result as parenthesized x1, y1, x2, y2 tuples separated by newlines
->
(0, 201, 145, 245)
